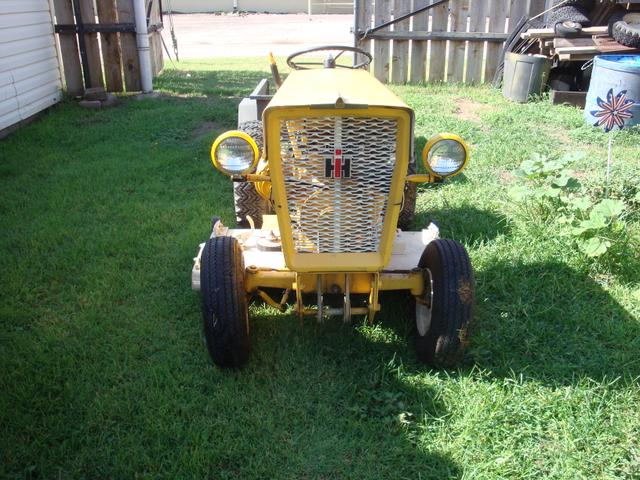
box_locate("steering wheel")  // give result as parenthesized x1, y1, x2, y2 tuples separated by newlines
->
(287, 45, 373, 70)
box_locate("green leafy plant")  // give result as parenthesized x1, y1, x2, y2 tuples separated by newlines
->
(509, 152, 628, 258)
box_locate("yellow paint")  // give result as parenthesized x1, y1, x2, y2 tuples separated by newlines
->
(406, 174, 434, 183)
(244, 269, 423, 296)
(264, 106, 412, 273)
(210, 130, 259, 175)
(266, 69, 412, 112)
(421, 133, 470, 179)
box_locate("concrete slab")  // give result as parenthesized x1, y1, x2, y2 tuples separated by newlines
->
(160, 13, 353, 59)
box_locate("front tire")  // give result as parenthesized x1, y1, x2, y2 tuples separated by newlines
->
(201, 236, 250, 368)
(415, 239, 475, 367)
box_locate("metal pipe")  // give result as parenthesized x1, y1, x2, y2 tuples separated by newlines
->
(352, 0, 361, 64)
(360, 0, 450, 39)
(133, 0, 153, 92)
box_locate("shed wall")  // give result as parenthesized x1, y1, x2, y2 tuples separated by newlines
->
(0, 0, 62, 131)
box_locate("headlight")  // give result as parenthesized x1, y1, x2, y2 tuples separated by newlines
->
(210, 131, 259, 176)
(422, 133, 469, 178)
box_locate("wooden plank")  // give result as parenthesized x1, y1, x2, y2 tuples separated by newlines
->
(555, 45, 599, 54)
(355, 0, 373, 69)
(410, 0, 429, 83)
(593, 2, 615, 25)
(594, 36, 640, 53)
(152, 1, 164, 76)
(78, 0, 104, 89)
(553, 37, 594, 49)
(149, 0, 163, 76)
(508, 0, 528, 29)
(528, 0, 546, 17)
(485, 0, 508, 83)
(466, 0, 486, 83)
(447, 0, 469, 83)
(96, 0, 123, 92)
(558, 53, 595, 61)
(550, 90, 587, 108)
(522, 26, 608, 39)
(151, 32, 164, 76)
(370, 31, 508, 41)
(391, 0, 411, 83)
(52, 0, 83, 95)
(428, 2, 449, 82)
(117, 0, 141, 91)
(373, 0, 391, 83)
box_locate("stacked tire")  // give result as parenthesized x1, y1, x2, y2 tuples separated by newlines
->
(609, 12, 640, 49)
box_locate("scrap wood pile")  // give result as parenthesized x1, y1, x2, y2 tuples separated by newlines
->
(519, 0, 640, 61)
(522, 26, 640, 61)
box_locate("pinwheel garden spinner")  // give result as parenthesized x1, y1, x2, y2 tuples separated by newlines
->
(591, 88, 636, 132)
(591, 88, 636, 198)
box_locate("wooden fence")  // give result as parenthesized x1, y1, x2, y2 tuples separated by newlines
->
(355, 0, 547, 84)
(53, 0, 164, 96)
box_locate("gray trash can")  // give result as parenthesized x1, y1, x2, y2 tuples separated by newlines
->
(503, 52, 551, 103)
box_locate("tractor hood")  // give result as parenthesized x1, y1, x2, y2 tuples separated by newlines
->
(265, 68, 412, 112)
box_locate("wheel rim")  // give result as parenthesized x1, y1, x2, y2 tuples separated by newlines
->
(416, 269, 433, 337)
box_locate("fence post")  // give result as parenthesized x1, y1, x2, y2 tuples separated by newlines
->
(447, 0, 469, 83)
(373, 0, 392, 83)
(52, 0, 83, 95)
(78, 0, 104, 88)
(96, 0, 124, 92)
(428, 2, 449, 82)
(410, 0, 429, 84)
(466, 0, 487, 83)
(485, 0, 509, 82)
(354, 0, 373, 69)
(117, 0, 142, 92)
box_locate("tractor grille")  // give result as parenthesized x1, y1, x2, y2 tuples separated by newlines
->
(279, 116, 398, 254)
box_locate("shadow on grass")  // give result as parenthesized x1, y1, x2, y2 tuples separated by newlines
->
(391, 265, 635, 380)
(470, 260, 640, 385)
(376, 260, 639, 387)
(213, 307, 463, 479)
(414, 205, 510, 244)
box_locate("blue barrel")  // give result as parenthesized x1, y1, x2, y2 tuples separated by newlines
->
(584, 55, 640, 130)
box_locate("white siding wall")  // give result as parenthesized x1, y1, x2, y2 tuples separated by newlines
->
(0, 0, 63, 131)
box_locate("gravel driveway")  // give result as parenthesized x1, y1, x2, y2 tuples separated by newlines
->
(161, 13, 353, 59)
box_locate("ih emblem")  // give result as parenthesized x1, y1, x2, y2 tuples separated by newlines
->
(324, 149, 351, 178)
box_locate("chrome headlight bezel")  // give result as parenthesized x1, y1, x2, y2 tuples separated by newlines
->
(421, 133, 469, 179)
(210, 131, 259, 176)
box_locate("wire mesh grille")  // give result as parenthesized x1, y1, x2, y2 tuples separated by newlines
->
(279, 116, 398, 254)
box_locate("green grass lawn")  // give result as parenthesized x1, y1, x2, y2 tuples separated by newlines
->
(1, 57, 639, 479)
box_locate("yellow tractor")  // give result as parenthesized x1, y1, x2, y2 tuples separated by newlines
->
(192, 46, 474, 368)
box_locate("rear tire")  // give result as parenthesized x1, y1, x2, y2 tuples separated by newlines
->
(555, 20, 583, 37)
(414, 239, 475, 367)
(233, 121, 270, 228)
(547, 5, 591, 28)
(201, 236, 250, 368)
(611, 12, 640, 49)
